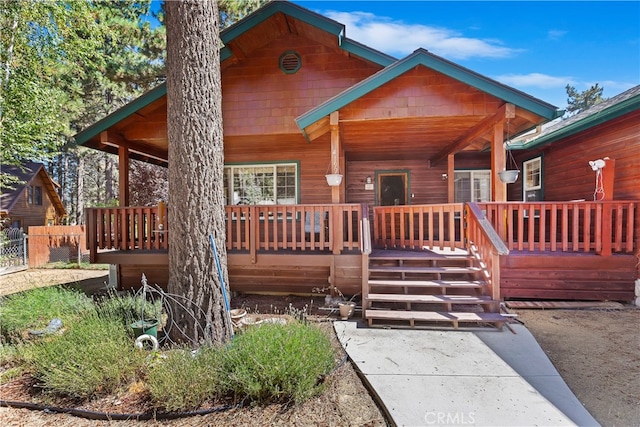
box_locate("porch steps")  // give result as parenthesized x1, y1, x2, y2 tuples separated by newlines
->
(364, 249, 506, 330)
(369, 266, 481, 275)
(367, 293, 495, 305)
(364, 310, 506, 329)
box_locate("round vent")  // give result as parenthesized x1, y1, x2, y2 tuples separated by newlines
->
(279, 51, 301, 74)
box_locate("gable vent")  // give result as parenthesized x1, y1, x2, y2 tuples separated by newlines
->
(279, 51, 301, 74)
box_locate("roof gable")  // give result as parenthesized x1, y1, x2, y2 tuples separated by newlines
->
(220, 1, 395, 67)
(296, 48, 562, 133)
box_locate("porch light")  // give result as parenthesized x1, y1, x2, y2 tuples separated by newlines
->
(366, 176, 372, 184)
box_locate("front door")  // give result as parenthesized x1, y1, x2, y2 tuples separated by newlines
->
(377, 171, 409, 206)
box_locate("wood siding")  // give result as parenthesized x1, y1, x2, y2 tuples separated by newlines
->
(501, 252, 636, 301)
(223, 33, 381, 137)
(512, 111, 640, 202)
(6, 174, 63, 228)
(115, 254, 362, 296)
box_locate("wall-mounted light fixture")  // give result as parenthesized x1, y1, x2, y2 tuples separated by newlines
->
(366, 176, 372, 184)
(441, 173, 448, 181)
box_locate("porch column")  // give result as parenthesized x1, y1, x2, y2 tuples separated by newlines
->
(491, 122, 507, 202)
(447, 154, 455, 203)
(330, 111, 342, 204)
(118, 145, 130, 207)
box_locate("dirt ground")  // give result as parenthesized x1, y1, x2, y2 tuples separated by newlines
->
(1, 269, 639, 426)
(513, 307, 640, 427)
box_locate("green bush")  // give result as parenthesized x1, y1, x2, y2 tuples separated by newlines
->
(146, 346, 223, 411)
(22, 312, 146, 399)
(0, 287, 94, 342)
(219, 322, 335, 405)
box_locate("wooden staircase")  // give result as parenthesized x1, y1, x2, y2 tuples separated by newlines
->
(363, 249, 507, 329)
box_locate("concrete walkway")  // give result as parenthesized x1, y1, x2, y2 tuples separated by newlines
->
(334, 320, 599, 427)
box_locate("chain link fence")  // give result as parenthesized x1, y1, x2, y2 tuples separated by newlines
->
(0, 228, 28, 275)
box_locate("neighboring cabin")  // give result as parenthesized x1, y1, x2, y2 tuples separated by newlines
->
(0, 162, 67, 229)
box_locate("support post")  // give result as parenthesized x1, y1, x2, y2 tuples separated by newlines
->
(447, 154, 455, 203)
(118, 145, 130, 207)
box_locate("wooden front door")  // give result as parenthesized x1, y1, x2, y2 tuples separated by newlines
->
(377, 171, 409, 206)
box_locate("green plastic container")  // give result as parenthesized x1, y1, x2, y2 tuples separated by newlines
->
(131, 319, 159, 338)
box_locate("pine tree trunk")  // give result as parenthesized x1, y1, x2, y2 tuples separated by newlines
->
(166, 0, 231, 345)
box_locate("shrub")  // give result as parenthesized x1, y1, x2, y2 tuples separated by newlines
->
(146, 346, 223, 411)
(219, 321, 335, 404)
(0, 286, 94, 342)
(96, 291, 162, 332)
(22, 312, 146, 399)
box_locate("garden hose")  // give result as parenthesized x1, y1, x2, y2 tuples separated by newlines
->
(0, 399, 239, 421)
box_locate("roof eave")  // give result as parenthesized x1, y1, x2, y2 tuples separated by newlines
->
(296, 48, 559, 132)
(74, 84, 167, 145)
(513, 95, 640, 150)
(221, 1, 344, 44)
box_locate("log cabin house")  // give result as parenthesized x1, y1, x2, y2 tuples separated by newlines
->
(1, 162, 67, 229)
(75, 2, 639, 328)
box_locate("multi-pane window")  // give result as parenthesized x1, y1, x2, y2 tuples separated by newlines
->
(454, 170, 491, 203)
(523, 157, 542, 201)
(28, 186, 42, 205)
(224, 163, 297, 205)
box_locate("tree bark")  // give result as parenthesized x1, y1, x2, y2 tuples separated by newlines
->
(166, 0, 231, 345)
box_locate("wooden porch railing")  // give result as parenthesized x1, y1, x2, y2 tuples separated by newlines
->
(86, 204, 363, 263)
(85, 206, 167, 262)
(478, 201, 637, 255)
(465, 203, 509, 302)
(372, 204, 465, 250)
(225, 204, 363, 262)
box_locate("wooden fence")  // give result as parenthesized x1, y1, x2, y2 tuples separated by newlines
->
(27, 225, 86, 268)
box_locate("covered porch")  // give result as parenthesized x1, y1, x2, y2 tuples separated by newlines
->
(85, 199, 639, 301)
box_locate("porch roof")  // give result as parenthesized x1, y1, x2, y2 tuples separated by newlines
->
(296, 49, 563, 149)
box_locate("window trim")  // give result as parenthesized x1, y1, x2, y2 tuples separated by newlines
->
(224, 161, 300, 205)
(522, 156, 543, 202)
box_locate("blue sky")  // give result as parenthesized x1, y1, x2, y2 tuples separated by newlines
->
(291, 1, 639, 109)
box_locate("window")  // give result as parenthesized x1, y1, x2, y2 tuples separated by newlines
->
(28, 186, 42, 205)
(224, 163, 297, 205)
(523, 157, 542, 201)
(454, 170, 491, 203)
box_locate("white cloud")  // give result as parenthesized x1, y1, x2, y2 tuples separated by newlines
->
(324, 10, 520, 60)
(547, 29, 567, 40)
(495, 73, 576, 89)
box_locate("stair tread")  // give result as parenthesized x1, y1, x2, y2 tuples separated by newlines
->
(368, 279, 485, 288)
(369, 266, 480, 273)
(369, 254, 473, 261)
(364, 309, 506, 322)
(367, 293, 493, 304)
